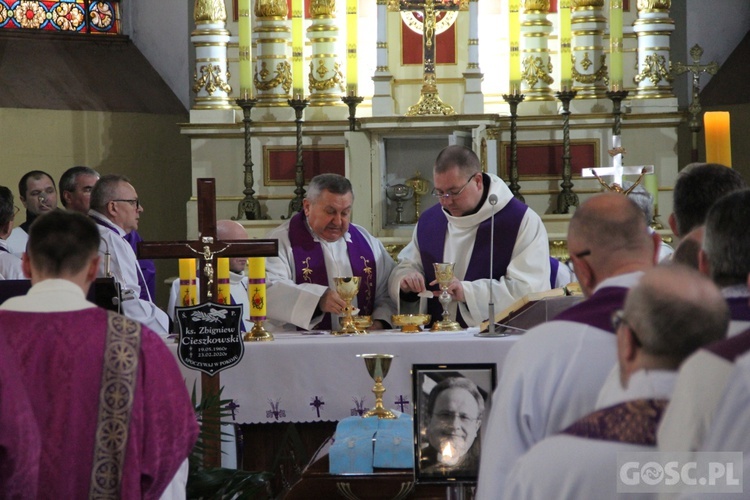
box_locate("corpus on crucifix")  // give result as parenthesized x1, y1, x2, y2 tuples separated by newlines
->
(400, 0, 459, 116)
(138, 178, 278, 467)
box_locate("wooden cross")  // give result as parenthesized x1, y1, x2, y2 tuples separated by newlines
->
(138, 177, 278, 468)
(399, 0, 459, 115)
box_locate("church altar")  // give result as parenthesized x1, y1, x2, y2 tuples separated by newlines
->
(168, 328, 517, 424)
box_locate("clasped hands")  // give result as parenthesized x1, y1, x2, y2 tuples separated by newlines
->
(399, 272, 465, 303)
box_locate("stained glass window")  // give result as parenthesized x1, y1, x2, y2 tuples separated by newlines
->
(0, 1, 120, 34)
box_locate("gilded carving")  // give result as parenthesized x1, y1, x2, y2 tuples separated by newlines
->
(255, 0, 288, 18)
(637, 0, 670, 11)
(523, 0, 551, 12)
(572, 54, 608, 83)
(192, 64, 232, 95)
(194, 0, 227, 23)
(571, 0, 603, 7)
(522, 56, 554, 87)
(254, 61, 293, 93)
(310, 0, 336, 17)
(309, 61, 346, 92)
(634, 53, 673, 85)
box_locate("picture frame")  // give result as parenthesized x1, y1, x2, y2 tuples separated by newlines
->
(412, 363, 497, 483)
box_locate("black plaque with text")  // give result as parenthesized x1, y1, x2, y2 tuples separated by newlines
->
(176, 302, 245, 376)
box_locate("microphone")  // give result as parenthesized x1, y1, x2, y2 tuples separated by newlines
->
(487, 194, 498, 335)
(100, 236, 112, 278)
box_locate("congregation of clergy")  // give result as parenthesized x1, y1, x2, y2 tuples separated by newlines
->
(2, 150, 750, 498)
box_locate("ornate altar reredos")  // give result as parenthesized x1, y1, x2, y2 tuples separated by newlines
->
(184, 0, 678, 257)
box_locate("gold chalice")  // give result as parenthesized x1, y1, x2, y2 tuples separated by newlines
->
(356, 354, 397, 419)
(332, 277, 365, 335)
(352, 315, 373, 331)
(391, 313, 431, 333)
(405, 171, 431, 222)
(431, 263, 462, 332)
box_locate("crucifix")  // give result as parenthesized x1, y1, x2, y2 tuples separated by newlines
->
(673, 44, 720, 163)
(582, 90, 654, 194)
(400, 0, 458, 116)
(138, 178, 278, 468)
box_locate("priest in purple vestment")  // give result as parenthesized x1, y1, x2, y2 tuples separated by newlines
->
(388, 145, 551, 328)
(265, 174, 397, 331)
(0, 210, 198, 499)
(503, 265, 729, 500)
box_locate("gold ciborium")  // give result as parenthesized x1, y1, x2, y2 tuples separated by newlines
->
(405, 171, 431, 222)
(431, 263, 462, 332)
(332, 277, 365, 335)
(357, 354, 397, 419)
(391, 313, 431, 333)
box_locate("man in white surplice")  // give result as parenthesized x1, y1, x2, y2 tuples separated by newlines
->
(502, 265, 729, 500)
(388, 145, 550, 329)
(265, 174, 396, 331)
(88, 174, 169, 336)
(475, 193, 661, 499)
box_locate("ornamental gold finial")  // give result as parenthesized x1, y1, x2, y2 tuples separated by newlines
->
(255, 0, 289, 18)
(194, 0, 227, 23)
(637, 0, 671, 12)
(571, 0, 604, 8)
(522, 0, 550, 12)
(310, 0, 336, 17)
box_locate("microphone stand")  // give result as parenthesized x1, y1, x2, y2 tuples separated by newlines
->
(476, 194, 508, 337)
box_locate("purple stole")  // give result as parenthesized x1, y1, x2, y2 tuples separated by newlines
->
(563, 399, 669, 446)
(727, 296, 750, 322)
(124, 230, 157, 302)
(416, 198, 528, 328)
(288, 212, 377, 330)
(92, 216, 153, 304)
(706, 327, 750, 362)
(554, 286, 630, 333)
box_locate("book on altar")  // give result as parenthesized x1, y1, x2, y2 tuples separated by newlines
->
(479, 287, 583, 333)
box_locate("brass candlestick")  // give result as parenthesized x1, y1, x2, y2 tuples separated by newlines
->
(234, 96, 263, 220)
(554, 89, 579, 214)
(341, 94, 364, 131)
(357, 354, 397, 419)
(502, 92, 526, 202)
(431, 262, 461, 332)
(285, 96, 309, 219)
(244, 319, 273, 342)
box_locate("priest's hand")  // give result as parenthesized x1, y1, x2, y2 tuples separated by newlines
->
(430, 276, 465, 303)
(320, 288, 347, 315)
(400, 272, 427, 293)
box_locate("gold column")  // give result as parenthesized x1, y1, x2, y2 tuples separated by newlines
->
(192, 0, 233, 109)
(571, 0, 607, 98)
(520, 0, 554, 101)
(633, 0, 674, 98)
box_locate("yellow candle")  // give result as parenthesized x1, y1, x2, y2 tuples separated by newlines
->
(248, 258, 267, 319)
(217, 258, 231, 304)
(644, 172, 659, 214)
(179, 258, 197, 306)
(346, 0, 358, 96)
(704, 111, 732, 167)
(559, 0, 571, 88)
(292, 0, 304, 97)
(509, 0, 521, 92)
(609, 0, 623, 90)
(238, 0, 252, 98)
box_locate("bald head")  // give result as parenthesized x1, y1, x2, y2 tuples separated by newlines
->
(217, 220, 249, 273)
(671, 225, 703, 270)
(567, 193, 657, 295)
(621, 265, 728, 376)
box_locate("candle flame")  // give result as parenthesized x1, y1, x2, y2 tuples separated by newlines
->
(442, 441, 454, 459)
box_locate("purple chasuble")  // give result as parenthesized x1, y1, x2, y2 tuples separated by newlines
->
(726, 296, 750, 322)
(562, 399, 669, 446)
(554, 286, 630, 333)
(288, 212, 377, 330)
(124, 229, 157, 302)
(706, 327, 750, 362)
(416, 199, 528, 328)
(0, 307, 198, 499)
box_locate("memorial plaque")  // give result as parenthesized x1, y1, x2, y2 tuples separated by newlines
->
(176, 302, 245, 376)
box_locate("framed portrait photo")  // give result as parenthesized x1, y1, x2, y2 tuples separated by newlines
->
(412, 363, 497, 483)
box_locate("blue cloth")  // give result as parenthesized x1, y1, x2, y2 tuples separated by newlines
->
(329, 414, 414, 474)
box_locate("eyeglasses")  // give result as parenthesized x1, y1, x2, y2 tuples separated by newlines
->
(611, 309, 642, 346)
(112, 199, 140, 209)
(431, 174, 477, 200)
(434, 411, 479, 425)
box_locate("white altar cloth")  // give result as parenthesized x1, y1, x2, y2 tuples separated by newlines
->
(168, 328, 518, 424)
